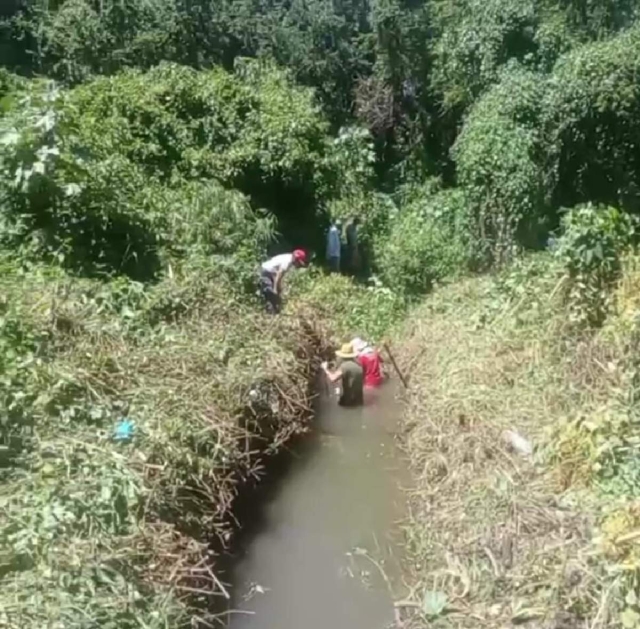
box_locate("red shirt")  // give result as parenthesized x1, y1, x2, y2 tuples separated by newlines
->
(358, 351, 383, 388)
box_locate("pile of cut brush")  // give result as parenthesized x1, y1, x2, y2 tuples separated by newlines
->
(394, 254, 640, 629)
(0, 254, 324, 628)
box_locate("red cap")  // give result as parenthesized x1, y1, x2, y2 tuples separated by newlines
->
(293, 249, 307, 265)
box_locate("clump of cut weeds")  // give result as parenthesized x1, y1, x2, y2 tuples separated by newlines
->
(0, 254, 326, 628)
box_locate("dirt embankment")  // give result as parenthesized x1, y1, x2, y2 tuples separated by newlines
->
(393, 262, 639, 629)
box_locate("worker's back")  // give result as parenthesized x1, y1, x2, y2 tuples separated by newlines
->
(339, 359, 364, 407)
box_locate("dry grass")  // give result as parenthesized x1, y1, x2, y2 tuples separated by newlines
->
(394, 259, 635, 629)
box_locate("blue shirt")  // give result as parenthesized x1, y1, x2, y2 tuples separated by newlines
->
(327, 225, 341, 258)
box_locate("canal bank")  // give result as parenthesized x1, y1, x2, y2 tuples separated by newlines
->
(391, 267, 640, 629)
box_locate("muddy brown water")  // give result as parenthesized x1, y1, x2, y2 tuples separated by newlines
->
(226, 385, 409, 629)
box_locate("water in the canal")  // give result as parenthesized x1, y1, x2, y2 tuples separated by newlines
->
(227, 385, 409, 629)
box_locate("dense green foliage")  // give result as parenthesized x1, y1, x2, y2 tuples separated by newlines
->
(0, 61, 366, 277)
(453, 69, 546, 263)
(378, 187, 472, 294)
(3, 2, 640, 257)
(554, 203, 639, 326)
(545, 28, 640, 211)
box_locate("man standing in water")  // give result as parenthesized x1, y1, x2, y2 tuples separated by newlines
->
(321, 342, 364, 407)
(259, 249, 307, 314)
(326, 219, 342, 273)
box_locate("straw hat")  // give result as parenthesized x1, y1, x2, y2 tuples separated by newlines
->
(335, 342, 357, 359)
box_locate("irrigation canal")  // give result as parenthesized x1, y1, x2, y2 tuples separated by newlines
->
(225, 384, 410, 628)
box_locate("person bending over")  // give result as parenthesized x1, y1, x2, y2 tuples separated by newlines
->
(352, 337, 384, 388)
(259, 249, 307, 314)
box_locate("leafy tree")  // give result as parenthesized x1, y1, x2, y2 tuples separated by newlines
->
(0, 81, 161, 279)
(544, 26, 640, 213)
(0, 61, 362, 276)
(0, 0, 374, 127)
(1, 0, 179, 82)
(250, 0, 374, 126)
(453, 67, 548, 263)
(367, 0, 437, 180)
(429, 0, 539, 112)
(555, 203, 638, 326)
(557, 0, 639, 39)
(66, 60, 333, 250)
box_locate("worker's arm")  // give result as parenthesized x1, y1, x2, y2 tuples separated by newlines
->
(321, 362, 342, 384)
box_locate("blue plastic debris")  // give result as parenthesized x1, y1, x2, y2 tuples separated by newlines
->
(114, 418, 135, 441)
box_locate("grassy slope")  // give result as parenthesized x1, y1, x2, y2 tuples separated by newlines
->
(396, 254, 640, 628)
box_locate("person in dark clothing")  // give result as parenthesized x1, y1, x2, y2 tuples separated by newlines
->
(321, 342, 364, 407)
(345, 217, 361, 275)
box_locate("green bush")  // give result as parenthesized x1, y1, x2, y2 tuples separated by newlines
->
(67, 61, 333, 250)
(555, 204, 638, 327)
(142, 180, 276, 292)
(453, 67, 548, 263)
(0, 82, 163, 279)
(288, 268, 405, 341)
(0, 0, 372, 126)
(533, 9, 581, 71)
(321, 126, 376, 207)
(559, 0, 638, 40)
(378, 188, 471, 296)
(3, 0, 179, 83)
(393, 177, 443, 209)
(65, 60, 329, 188)
(0, 62, 343, 278)
(544, 27, 640, 212)
(0, 68, 26, 114)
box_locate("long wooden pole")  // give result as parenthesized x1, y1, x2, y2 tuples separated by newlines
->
(383, 343, 408, 388)
(321, 362, 331, 396)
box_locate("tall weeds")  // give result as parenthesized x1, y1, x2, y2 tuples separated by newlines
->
(396, 252, 640, 628)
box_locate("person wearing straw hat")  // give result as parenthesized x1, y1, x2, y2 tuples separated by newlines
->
(321, 342, 364, 407)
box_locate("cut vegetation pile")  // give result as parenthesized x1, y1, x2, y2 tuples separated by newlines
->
(396, 252, 640, 629)
(0, 255, 325, 628)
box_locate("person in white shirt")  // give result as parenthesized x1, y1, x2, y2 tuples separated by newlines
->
(259, 249, 308, 314)
(326, 219, 342, 272)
